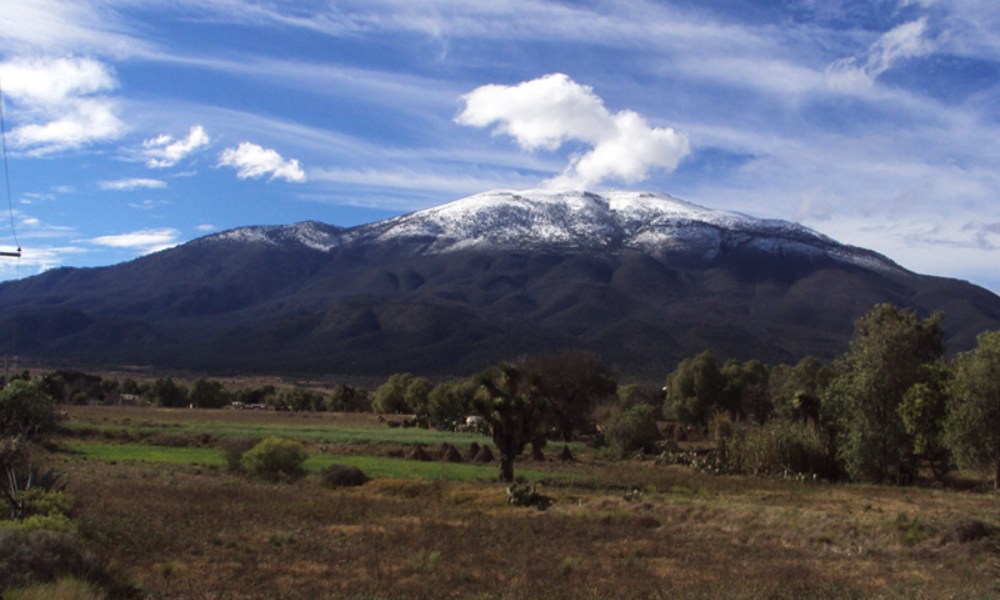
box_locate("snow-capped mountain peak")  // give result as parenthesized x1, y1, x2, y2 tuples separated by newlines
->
(201, 189, 902, 274)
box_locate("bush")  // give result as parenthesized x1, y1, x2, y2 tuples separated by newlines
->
(219, 437, 260, 473)
(711, 415, 830, 478)
(241, 437, 308, 480)
(0, 381, 56, 437)
(606, 404, 661, 459)
(0, 529, 102, 588)
(320, 464, 368, 488)
(506, 477, 551, 509)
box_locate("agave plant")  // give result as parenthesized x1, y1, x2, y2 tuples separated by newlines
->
(2, 463, 67, 520)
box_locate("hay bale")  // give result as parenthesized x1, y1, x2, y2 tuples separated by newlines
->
(558, 444, 575, 461)
(406, 443, 431, 462)
(440, 443, 464, 463)
(468, 441, 481, 461)
(320, 464, 368, 488)
(475, 445, 495, 463)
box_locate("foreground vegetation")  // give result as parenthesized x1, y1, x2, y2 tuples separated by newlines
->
(0, 406, 995, 598)
(1, 302, 999, 597)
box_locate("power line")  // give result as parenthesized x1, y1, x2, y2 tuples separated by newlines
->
(0, 75, 21, 256)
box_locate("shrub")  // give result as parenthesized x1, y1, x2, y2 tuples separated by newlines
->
(0, 529, 102, 588)
(241, 437, 308, 480)
(2, 577, 102, 600)
(711, 416, 830, 478)
(506, 477, 551, 509)
(0, 381, 56, 438)
(606, 404, 660, 459)
(219, 437, 260, 473)
(3, 465, 69, 521)
(320, 464, 368, 488)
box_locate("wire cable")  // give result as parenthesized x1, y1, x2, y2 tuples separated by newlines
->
(0, 75, 20, 253)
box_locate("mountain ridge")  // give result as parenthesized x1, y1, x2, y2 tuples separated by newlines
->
(0, 189, 996, 378)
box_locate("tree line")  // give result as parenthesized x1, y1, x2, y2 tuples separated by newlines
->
(657, 304, 1000, 489)
(1, 302, 997, 487)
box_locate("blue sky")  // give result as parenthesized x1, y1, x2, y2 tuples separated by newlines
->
(0, 0, 999, 293)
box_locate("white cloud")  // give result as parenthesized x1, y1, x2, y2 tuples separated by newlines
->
(0, 245, 87, 278)
(218, 142, 306, 182)
(142, 125, 211, 168)
(89, 228, 181, 254)
(98, 178, 167, 191)
(826, 18, 934, 90)
(195, 224, 216, 232)
(0, 0, 144, 56)
(129, 199, 171, 210)
(0, 56, 125, 154)
(456, 73, 689, 190)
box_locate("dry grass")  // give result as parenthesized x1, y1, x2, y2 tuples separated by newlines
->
(30, 406, 1000, 599)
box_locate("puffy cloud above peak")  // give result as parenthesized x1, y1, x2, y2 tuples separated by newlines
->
(0, 56, 125, 154)
(218, 142, 306, 182)
(456, 74, 689, 190)
(143, 125, 210, 168)
(456, 74, 615, 150)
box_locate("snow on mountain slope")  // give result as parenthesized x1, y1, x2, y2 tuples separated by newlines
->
(203, 189, 903, 273)
(349, 189, 904, 272)
(204, 221, 344, 252)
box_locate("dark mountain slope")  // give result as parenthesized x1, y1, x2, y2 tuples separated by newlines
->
(0, 190, 997, 377)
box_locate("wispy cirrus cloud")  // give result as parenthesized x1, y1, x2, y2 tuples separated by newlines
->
(89, 228, 181, 254)
(218, 142, 306, 182)
(826, 17, 935, 91)
(98, 178, 167, 191)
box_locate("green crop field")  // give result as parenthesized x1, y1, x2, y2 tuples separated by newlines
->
(69, 442, 577, 483)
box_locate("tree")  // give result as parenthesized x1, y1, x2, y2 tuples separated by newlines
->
(663, 351, 727, 427)
(472, 362, 549, 483)
(326, 384, 370, 413)
(944, 330, 1000, 489)
(423, 379, 478, 430)
(827, 304, 944, 483)
(606, 404, 660, 458)
(770, 356, 834, 425)
(190, 378, 231, 409)
(0, 379, 57, 437)
(373, 373, 417, 414)
(278, 386, 326, 412)
(525, 351, 617, 442)
(897, 361, 951, 480)
(152, 377, 189, 408)
(720, 359, 771, 423)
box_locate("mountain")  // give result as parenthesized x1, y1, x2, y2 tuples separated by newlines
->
(1, 189, 998, 378)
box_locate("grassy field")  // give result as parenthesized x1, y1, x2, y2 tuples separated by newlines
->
(16, 405, 1000, 599)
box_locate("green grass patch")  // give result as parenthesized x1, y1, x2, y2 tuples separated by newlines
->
(68, 443, 577, 483)
(63, 419, 499, 447)
(70, 443, 225, 467)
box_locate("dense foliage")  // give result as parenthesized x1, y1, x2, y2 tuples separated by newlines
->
(944, 330, 1000, 488)
(0, 380, 57, 437)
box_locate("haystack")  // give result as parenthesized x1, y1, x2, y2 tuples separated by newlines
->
(531, 445, 546, 462)
(440, 443, 464, 463)
(475, 445, 495, 462)
(559, 444, 575, 462)
(406, 443, 431, 462)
